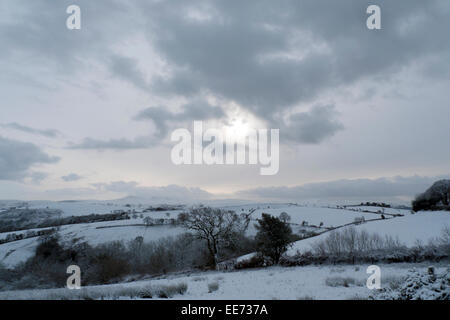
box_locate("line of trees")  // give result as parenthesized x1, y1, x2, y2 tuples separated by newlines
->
(0, 228, 57, 245)
(0, 211, 130, 233)
(281, 226, 450, 266)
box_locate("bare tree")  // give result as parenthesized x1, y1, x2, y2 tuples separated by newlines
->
(180, 207, 250, 268)
(279, 212, 291, 223)
(143, 216, 154, 226)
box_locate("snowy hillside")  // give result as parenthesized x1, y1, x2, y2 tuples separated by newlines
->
(0, 201, 447, 268)
(0, 202, 375, 266)
(287, 211, 449, 255)
(0, 217, 185, 268)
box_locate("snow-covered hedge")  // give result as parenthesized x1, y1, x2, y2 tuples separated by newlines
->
(372, 267, 449, 300)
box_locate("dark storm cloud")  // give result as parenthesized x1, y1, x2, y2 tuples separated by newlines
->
(0, 136, 59, 180)
(1, 122, 60, 138)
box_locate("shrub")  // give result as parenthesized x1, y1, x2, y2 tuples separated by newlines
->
(279, 251, 320, 266)
(208, 282, 219, 293)
(373, 267, 449, 300)
(382, 275, 404, 290)
(93, 254, 130, 283)
(234, 254, 266, 269)
(0, 282, 189, 300)
(137, 286, 154, 299)
(127, 233, 211, 275)
(219, 233, 258, 262)
(154, 283, 188, 298)
(175, 282, 188, 295)
(0, 263, 10, 281)
(192, 276, 207, 282)
(325, 276, 361, 287)
(279, 212, 291, 223)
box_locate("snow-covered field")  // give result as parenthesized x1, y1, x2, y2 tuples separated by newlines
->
(0, 201, 448, 268)
(0, 200, 134, 217)
(0, 200, 187, 267)
(0, 262, 447, 300)
(287, 211, 449, 255)
(0, 220, 186, 268)
(248, 206, 379, 228)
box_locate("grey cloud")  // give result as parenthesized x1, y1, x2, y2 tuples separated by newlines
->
(138, 0, 450, 141)
(44, 182, 212, 202)
(5, 0, 449, 147)
(1, 122, 60, 138)
(0, 136, 59, 181)
(281, 105, 344, 144)
(236, 174, 450, 204)
(68, 99, 225, 150)
(44, 187, 104, 200)
(67, 136, 157, 150)
(0, 0, 134, 71)
(109, 54, 149, 91)
(135, 100, 226, 138)
(147, 0, 450, 105)
(4, 1, 449, 109)
(92, 181, 139, 192)
(61, 173, 83, 182)
(93, 181, 212, 201)
(29, 171, 48, 184)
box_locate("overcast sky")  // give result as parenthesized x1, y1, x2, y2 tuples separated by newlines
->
(1, 0, 449, 204)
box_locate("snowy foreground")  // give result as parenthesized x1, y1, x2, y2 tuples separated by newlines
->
(0, 262, 447, 300)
